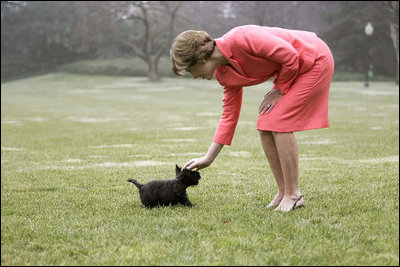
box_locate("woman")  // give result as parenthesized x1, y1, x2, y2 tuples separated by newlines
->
(170, 25, 334, 212)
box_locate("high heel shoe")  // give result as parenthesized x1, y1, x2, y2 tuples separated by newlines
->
(275, 195, 304, 212)
(266, 203, 279, 209)
(293, 195, 304, 209)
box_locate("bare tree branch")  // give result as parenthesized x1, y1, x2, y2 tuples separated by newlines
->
(99, 1, 183, 80)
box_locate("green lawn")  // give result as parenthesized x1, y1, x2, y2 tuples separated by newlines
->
(1, 73, 399, 265)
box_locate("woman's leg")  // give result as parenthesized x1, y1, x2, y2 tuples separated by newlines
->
(259, 130, 285, 207)
(272, 132, 303, 212)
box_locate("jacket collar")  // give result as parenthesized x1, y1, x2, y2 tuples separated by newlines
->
(215, 38, 245, 75)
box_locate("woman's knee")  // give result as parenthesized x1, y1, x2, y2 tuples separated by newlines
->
(271, 131, 294, 138)
(258, 130, 273, 137)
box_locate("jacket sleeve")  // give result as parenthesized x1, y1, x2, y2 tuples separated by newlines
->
(213, 86, 243, 146)
(242, 30, 299, 94)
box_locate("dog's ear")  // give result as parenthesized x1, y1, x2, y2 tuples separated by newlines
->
(175, 164, 181, 175)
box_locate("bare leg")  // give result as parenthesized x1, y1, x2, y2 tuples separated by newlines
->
(272, 132, 303, 212)
(259, 130, 285, 207)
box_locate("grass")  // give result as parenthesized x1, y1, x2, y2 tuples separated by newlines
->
(1, 73, 399, 265)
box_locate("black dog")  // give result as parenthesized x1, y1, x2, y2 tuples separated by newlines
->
(127, 164, 201, 208)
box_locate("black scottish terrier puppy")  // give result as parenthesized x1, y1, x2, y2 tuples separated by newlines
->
(127, 164, 201, 208)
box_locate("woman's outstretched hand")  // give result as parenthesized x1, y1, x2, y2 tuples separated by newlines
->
(184, 143, 223, 171)
(259, 88, 283, 114)
(183, 156, 212, 171)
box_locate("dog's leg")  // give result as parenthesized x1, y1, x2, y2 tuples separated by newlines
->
(180, 195, 193, 207)
(183, 201, 193, 207)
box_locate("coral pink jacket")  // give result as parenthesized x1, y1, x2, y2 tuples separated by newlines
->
(213, 25, 320, 145)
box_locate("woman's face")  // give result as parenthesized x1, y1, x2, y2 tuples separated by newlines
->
(188, 59, 217, 80)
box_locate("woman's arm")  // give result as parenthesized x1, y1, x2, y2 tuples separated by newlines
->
(183, 142, 224, 170)
(213, 86, 243, 145)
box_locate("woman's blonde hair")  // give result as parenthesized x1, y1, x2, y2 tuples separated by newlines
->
(170, 30, 215, 76)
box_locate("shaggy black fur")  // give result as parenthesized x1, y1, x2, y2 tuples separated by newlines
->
(127, 164, 201, 208)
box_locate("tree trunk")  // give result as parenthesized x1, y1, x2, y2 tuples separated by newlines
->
(389, 22, 399, 84)
(147, 56, 160, 81)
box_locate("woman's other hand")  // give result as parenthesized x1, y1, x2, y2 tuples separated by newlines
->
(259, 88, 283, 115)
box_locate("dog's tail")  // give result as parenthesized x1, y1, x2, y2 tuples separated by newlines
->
(127, 179, 143, 189)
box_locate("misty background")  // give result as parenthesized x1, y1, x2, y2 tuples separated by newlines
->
(1, 1, 399, 83)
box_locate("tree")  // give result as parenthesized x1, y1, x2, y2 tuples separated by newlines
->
(383, 1, 399, 84)
(320, 1, 397, 81)
(97, 1, 182, 81)
(1, 1, 92, 81)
